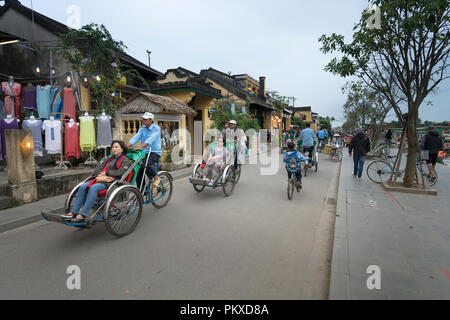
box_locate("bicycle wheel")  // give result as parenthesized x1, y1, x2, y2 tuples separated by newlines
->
(420, 163, 438, 187)
(105, 186, 143, 237)
(367, 160, 393, 184)
(287, 178, 294, 200)
(150, 172, 173, 209)
(222, 166, 236, 197)
(192, 165, 206, 193)
(234, 165, 242, 184)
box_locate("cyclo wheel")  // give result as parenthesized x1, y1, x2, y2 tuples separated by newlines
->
(192, 164, 206, 193)
(105, 185, 143, 237)
(366, 160, 393, 184)
(150, 172, 173, 209)
(234, 165, 242, 184)
(222, 166, 236, 197)
(287, 178, 295, 200)
(304, 164, 308, 178)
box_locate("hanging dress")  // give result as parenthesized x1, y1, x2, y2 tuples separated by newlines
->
(50, 87, 63, 119)
(42, 119, 62, 154)
(0, 118, 19, 160)
(79, 116, 96, 152)
(96, 116, 113, 147)
(63, 88, 77, 120)
(22, 119, 44, 157)
(37, 85, 52, 119)
(22, 86, 38, 118)
(1, 82, 22, 118)
(0, 87, 4, 119)
(65, 122, 81, 160)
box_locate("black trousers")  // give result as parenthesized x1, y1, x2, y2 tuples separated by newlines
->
(136, 152, 161, 190)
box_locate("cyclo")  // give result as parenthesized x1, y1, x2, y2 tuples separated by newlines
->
(41, 148, 173, 237)
(189, 139, 242, 196)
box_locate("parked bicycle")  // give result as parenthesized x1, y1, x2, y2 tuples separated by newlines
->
(366, 154, 438, 187)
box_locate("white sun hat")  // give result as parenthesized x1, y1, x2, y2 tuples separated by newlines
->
(142, 112, 155, 120)
(229, 120, 237, 125)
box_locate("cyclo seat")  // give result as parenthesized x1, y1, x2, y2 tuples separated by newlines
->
(97, 170, 135, 197)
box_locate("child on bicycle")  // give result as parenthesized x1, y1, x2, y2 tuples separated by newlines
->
(283, 142, 309, 188)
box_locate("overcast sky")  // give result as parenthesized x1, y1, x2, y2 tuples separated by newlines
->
(26, 0, 450, 125)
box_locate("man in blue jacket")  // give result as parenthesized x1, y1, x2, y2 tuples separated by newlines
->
(127, 112, 162, 188)
(299, 122, 317, 162)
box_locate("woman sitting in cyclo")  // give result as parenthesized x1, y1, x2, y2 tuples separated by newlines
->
(64, 140, 132, 222)
(283, 142, 309, 188)
(202, 138, 230, 185)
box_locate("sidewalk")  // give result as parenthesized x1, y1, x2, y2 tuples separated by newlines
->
(330, 152, 450, 299)
(0, 166, 193, 234)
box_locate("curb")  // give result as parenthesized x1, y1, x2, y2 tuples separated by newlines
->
(328, 156, 351, 300)
(301, 158, 342, 300)
(0, 170, 193, 234)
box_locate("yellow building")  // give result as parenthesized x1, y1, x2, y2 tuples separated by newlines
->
(291, 106, 319, 131)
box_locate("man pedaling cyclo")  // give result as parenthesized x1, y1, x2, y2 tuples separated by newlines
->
(127, 112, 162, 191)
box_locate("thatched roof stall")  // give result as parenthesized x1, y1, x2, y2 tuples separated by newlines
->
(120, 92, 197, 116)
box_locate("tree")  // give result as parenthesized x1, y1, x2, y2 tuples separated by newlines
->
(342, 81, 392, 140)
(60, 23, 148, 115)
(291, 116, 305, 129)
(319, 0, 450, 187)
(211, 98, 260, 131)
(319, 117, 332, 131)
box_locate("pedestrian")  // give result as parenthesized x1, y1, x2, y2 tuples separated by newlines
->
(349, 128, 371, 180)
(221, 121, 229, 140)
(385, 129, 393, 148)
(420, 126, 444, 182)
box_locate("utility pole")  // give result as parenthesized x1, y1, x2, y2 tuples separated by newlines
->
(146, 50, 151, 67)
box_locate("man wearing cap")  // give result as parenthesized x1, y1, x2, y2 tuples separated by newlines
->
(349, 128, 371, 180)
(127, 112, 162, 188)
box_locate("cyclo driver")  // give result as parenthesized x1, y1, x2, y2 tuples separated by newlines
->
(299, 122, 317, 164)
(127, 112, 162, 190)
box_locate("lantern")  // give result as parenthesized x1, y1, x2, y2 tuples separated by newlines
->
(20, 136, 34, 158)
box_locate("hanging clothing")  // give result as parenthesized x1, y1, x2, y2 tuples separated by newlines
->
(63, 88, 77, 120)
(37, 85, 52, 119)
(65, 122, 81, 160)
(50, 87, 63, 119)
(1, 82, 22, 118)
(0, 87, 4, 119)
(96, 116, 113, 147)
(79, 116, 96, 151)
(0, 118, 19, 160)
(22, 119, 43, 157)
(23, 86, 37, 112)
(42, 119, 62, 154)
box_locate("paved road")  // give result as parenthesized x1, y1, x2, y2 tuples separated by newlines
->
(0, 150, 339, 299)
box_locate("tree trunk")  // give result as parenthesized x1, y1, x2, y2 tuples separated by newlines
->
(403, 107, 419, 188)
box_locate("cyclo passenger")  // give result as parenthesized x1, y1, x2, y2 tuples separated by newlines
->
(283, 142, 309, 189)
(64, 140, 132, 222)
(202, 137, 230, 185)
(126, 112, 162, 191)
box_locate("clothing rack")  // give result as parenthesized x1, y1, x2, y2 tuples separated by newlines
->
(50, 112, 73, 170)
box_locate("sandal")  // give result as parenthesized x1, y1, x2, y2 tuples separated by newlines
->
(72, 214, 85, 223)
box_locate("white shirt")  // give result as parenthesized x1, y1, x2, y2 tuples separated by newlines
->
(42, 120, 62, 154)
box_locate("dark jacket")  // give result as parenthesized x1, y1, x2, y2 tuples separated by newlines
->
(349, 133, 371, 157)
(385, 130, 392, 140)
(91, 154, 132, 187)
(421, 131, 444, 154)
